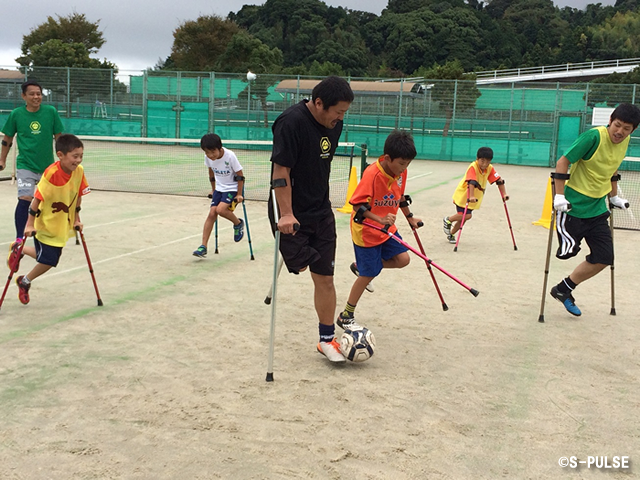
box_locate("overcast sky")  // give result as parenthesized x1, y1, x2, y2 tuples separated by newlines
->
(0, 0, 617, 72)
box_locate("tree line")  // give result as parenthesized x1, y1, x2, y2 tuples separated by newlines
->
(11, 0, 640, 99)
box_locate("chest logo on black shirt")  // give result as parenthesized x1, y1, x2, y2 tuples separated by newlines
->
(320, 137, 331, 159)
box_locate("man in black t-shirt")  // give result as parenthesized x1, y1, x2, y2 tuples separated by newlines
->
(270, 76, 354, 363)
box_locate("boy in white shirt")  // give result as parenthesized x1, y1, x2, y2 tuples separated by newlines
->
(193, 133, 245, 257)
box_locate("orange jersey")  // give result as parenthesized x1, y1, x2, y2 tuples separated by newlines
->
(350, 158, 407, 247)
(35, 161, 90, 200)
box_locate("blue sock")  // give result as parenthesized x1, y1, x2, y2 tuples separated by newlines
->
(319, 323, 335, 343)
(15, 199, 30, 239)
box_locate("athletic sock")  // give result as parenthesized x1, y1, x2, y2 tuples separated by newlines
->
(22, 276, 31, 285)
(341, 302, 356, 318)
(15, 199, 30, 239)
(557, 276, 577, 294)
(319, 323, 335, 343)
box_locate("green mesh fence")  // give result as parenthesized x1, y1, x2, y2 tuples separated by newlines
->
(3, 66, 640, 184)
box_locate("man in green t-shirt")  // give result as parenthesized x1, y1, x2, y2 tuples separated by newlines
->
(550, 103, 640, 317)
(1, 80, 64, 263)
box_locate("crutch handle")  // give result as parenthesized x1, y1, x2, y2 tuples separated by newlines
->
(416, 221, 424, 227)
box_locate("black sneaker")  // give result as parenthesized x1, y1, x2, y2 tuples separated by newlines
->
(550, 286, 582, 316)
(337, 312, 361, 330)
(349, 262, 374, 293)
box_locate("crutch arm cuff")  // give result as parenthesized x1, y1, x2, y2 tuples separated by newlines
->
(28, 208, 40, 217)
(611, 174, 621, 182)
(551, 172, 570, 180)
(271, 178, 287, 188)
(233, 175, 245, 182)
(495, 179, 505, 186)
(353, 204, 371, 223)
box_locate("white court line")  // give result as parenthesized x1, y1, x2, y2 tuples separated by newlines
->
(0, 212, 165, 248)
(408, 172, 433, 180)
(46, 215, 270, 279)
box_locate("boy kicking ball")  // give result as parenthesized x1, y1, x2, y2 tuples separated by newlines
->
(11, 134, 90, 304)
(337, 130, 421, 329)
(193, 133, 245, 257)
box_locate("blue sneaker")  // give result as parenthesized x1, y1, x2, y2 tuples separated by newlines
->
(193, 245, 207, 257)
(233, 219, 244, 242)
(550, 286, 582, 316)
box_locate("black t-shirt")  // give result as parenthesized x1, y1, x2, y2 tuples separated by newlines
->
(270, 100, 344, 222)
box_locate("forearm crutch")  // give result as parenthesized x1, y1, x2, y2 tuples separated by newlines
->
(499, 188, 517, 251)
(538, 172, 570, 323)
(609, 203, 616, 316)
(401, 197, 448, 311)
(0, 235, 28, 312)
(75, 227, 103, 307)
(214, 218, 219, 254)
(241, 186, 254, 260)
(264, 257, 283, 305)
(454, 185, 471, 252)
(361, 221, 479, 297)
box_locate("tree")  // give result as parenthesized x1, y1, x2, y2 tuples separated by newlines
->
(16, 13, 122, 102)
(588, 11, 640, 59)
(412, 60, 481, 155)
(215, 31, 284, 127)
(169, 15, 240, 71)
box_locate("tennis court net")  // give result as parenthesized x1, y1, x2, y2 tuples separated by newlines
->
(70, 136, 359, 205)
(615, 158, 640, 231)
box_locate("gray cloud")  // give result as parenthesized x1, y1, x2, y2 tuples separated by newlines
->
(0, 0, 616, 71)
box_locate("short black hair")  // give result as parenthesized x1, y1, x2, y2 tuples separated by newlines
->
(200, 133, 222, 150)
(56, 134, 83, 154)
(476, 147, 494, 160)
(611, 103, 640, 129)
(21, 80, 42, 94)
(384, 130, 416, 160)
(311, 76, 354, 110)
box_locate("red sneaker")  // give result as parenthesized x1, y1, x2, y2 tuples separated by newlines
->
(16, 276, 30, 305)
(7, 239, 23, 272)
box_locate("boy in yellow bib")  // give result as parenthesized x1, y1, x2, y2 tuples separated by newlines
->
(443, 147, 509, 243)
(550, 103, 640, 317)
(14, 134, 90, 305)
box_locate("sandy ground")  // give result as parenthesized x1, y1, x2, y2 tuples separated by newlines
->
(0, 159, 639, 479)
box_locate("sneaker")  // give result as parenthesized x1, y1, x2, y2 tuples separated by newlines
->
(443, 216, 452, 235)
(233, 219, 244, 242)
(317, 339, 346, 363)
(337, 312, 361, 330)
(350, 262, 374, 293)
(7, 239, 23, 271)
(193, 245, 207, 257)
(16, 275, 30, 305)
(550, 286, 582, 316)
(447, 234, 456, 244)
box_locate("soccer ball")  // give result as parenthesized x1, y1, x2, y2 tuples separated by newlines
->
(339, 326, 376, 362)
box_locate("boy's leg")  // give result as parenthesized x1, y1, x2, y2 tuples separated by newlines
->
(201, 208, 218, 246)
(382, 251, 410, 269)
(215, 200, 244, 242)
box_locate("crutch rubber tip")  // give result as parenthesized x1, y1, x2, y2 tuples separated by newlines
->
(610, 307, 616, 316)
(97, 299, 104, 307)
(251, 255, 255, 260)
(266, 372, 274, 382)
(264, 296, 272, 305)
(538, 315, 545, 323)
(453, 247, 458, 252)
(214, 249, 219, 254)
(470, 288, 480, 297)
(442, 304, 449, 311)
(514, 246, 518, 251)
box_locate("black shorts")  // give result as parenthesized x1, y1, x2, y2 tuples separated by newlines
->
(34, 237, 63, 267)
(555, 211, 613, 265)
(277, 213, 336, 276)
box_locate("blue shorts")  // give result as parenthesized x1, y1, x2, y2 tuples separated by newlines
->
(34, 237, 63, 267)
(210, 190, 237, 207)
(353, 233, 408, 278)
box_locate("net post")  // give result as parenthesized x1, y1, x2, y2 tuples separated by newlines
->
(360, 143, 368, 179)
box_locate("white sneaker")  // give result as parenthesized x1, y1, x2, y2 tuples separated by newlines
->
(317, 339, 346, 363)
(350, 262, 374, 293)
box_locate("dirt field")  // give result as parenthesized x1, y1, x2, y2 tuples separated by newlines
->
(1, 159, 639, 479)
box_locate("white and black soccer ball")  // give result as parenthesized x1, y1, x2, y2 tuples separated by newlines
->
(339, 326, 375, 362)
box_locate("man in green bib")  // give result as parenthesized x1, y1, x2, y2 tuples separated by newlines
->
(551, 103, 640, 317)
(1, 80, 64, 268)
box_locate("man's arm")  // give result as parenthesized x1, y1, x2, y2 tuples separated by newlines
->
(554, 156, 570, 196)
(272, 163, 298, 234)
(0, 134, 14, 171)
